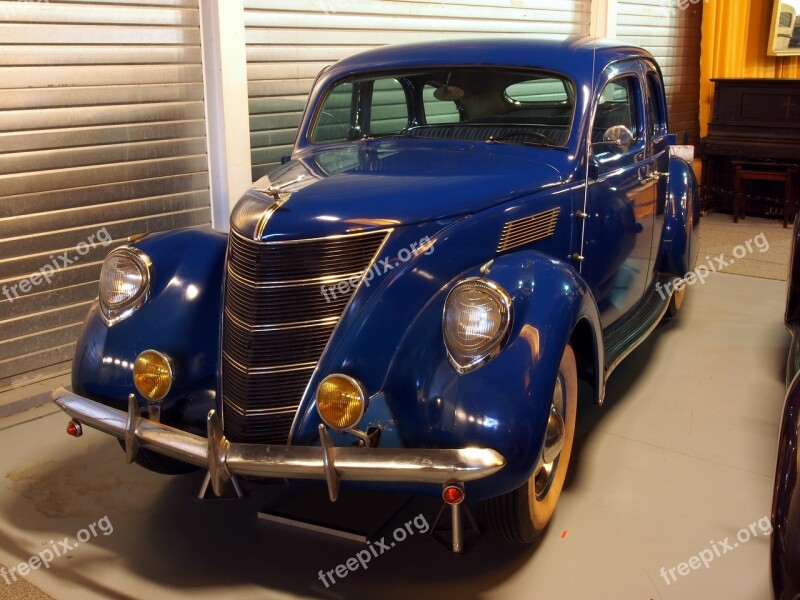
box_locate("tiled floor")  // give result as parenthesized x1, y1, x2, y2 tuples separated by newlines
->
(0, 216, 790, 600)
(698, 212, 792, 281)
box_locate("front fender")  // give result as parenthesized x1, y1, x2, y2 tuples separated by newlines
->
(657, 156, 700, 277)
(71, 228, 228, 435)
(382, 250, 602, 500)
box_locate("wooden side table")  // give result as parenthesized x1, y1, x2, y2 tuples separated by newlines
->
(733, 161, 797, 228)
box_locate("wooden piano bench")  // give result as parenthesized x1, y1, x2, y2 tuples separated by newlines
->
(733, 161, 798, 228)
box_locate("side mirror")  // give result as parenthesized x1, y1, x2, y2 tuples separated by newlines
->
(593, 125, 634, 155)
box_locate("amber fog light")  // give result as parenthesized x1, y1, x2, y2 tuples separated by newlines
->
(133, 350, 174, 402)
(316, 374, 367, 431)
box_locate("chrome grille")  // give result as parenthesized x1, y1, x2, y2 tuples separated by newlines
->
(222, 229, 389, 444)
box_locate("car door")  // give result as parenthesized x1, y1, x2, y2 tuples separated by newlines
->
(642, 60, 671, 282)
(581, 65, 657, 328)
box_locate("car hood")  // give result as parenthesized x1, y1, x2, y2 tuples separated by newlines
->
(233, 142, 564, 241)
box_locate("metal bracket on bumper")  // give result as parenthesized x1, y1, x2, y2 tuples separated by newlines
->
(51, 387, 506, 500)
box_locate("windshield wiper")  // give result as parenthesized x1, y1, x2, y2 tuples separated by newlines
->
(359, 131, 411, 141)
(486, 133, 564, 150)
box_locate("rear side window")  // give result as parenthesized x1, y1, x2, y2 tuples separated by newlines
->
(593, 77, 637, 144)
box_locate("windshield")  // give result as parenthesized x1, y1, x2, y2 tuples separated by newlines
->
(310, 68, 575, 148)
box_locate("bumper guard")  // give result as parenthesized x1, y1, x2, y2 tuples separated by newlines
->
(52, 387, 506, 502)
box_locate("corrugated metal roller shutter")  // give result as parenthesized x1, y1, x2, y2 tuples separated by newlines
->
(616, 0, 703, 144)
(244, 0, 593, 180)
(0, 0, 211, 392)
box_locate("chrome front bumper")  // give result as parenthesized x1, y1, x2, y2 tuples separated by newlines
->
(52, 387, 506, 500)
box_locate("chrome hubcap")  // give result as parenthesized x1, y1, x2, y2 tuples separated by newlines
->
(535, 377, 565, 499)
(542, 405, 565, 465)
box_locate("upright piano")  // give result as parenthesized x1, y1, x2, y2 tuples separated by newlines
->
(701, 78, 800, 214)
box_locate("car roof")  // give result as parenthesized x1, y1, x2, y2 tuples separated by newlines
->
(323, 37, 655, 81)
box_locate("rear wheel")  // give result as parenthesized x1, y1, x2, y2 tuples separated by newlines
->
(484, 344, 578, 543)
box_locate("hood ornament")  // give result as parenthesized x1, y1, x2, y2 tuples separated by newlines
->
(265, 174, 306, 199)
(253, 175, 307, 240)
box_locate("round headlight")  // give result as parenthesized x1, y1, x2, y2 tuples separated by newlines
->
(133, 350, 174, 402)
(99, 247, 152, 325)
(443, 278, 513, 373)
(316, 374, 368, 431)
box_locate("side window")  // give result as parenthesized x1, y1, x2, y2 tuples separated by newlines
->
(312, 82, 354, 144)
(423, 83, 461, 125)
(505, 78, 570, 104)
(368, 78, 409, 135)
(593, 77, 639, 158)
(646, 72, 667, 140)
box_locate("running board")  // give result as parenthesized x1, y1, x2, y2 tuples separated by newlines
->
(602, 273, 673, 377)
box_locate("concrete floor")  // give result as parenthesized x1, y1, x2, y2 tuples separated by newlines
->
(0, 216, 791, 600)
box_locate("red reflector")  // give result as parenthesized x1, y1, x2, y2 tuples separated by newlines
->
(66, 420, 82, 438)
(443, 485, 464, 505)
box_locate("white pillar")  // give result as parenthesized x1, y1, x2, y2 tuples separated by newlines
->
(591, 0, 618, 38)
(200, 0, 253, 231)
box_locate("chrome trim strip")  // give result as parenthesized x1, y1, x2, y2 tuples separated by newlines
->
(52, 387, 506, 494)
(222, 352, 317, 376)
(223, 400, 299, 417)
(253, 190, 296, 241)
(604, 277, 673, 378)
(223, 308, 339, 333)
(226, 264, 367, 290)
(231, 226, 390, 247)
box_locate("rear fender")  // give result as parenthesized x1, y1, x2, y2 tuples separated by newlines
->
(657, 156, 700, 277)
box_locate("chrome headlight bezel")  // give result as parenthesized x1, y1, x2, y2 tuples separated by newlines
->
(443, 277, 513, 375)
(98, 247, 153, 327)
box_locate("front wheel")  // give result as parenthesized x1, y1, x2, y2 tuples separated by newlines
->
(483, 344, 578, 543)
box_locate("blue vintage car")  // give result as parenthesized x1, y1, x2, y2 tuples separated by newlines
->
(773, 216, 800, 599)
(53, 37, 699, 551)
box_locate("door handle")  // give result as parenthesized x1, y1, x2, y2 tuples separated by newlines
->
(641, 171, 668, 183)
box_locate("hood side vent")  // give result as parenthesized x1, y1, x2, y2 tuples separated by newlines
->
(497, 207, 560, 253)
